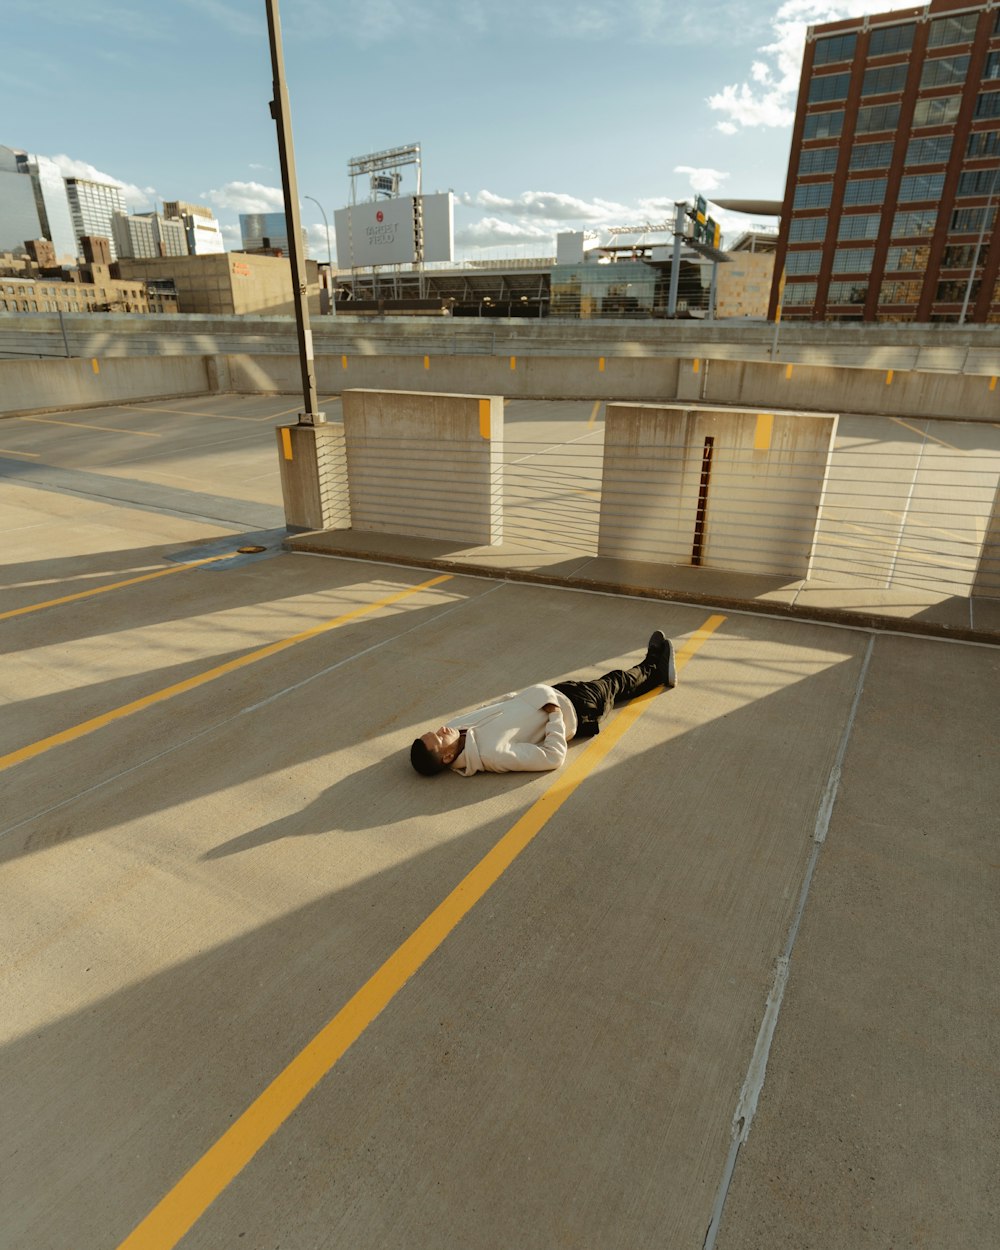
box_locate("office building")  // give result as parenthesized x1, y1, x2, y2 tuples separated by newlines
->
(163, 201, 226, 255)
(112, 211, 188, 259)
(0, 146, 44, 256)
(64, 177, 128, 261)
(114, 252, 321, 316)
(239, 211, 309, 257)
(771, 0, 1000, 323)
(17, 152, 78, 262)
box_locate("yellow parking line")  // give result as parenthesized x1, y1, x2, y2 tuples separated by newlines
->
(0, 447, 40, 457)
(0, 574, 453, 774)
(114, 613, 725, 1250)
(588, 401, 603, 426)
(0, 555, 237, 622)
(18, 416, 161, 438)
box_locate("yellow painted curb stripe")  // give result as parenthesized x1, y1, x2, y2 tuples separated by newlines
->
(885, 369, 894, 385)
(0, 556, 236, 623)
(114, 613, 725, 1250)
(0, 575, 453, 775)
(598, 357, 605, 372)
(341, 355, 348, 370)
(754, 413, 774, 451)
(423, 355, 430, 370)
(280, 427, 293, 461)
(17, 416, 160, 438)
(990, 376, 997, 391)
(692, 358, 701, 373)
(784, 363, 793, 379)
(478, 399, 491, 440)
(588, 400, 602, 426)
(91, 358, 100, 375)
(509, 355, 516, 370)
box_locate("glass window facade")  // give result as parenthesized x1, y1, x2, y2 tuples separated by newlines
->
(975, 91, 1000, 119)
(832, 246, 875, 272)
(789, 216, 828, 242)
(782, 281, 817, 305)
(814, 32, 857, 64)
(920, 55, 970, 90)
(868, 23, 914, 56)
(549, 260, 705, 319)
(967, 129, 1000, 158)
(936, 278, 978, 302)
(785, 250, 822, 275)
(986, 51, 1000, 81)
(793, 182, 833, 209)
(809, 72, 851, 104)
(927, 12, 978, 47)
(892, 209, 938, 236)
(957, 169, 1000, 196)
(950, 206, 997, 232)
(856, 103, 901, 133)
(803, 110, 844, 139)
(899, 173, 946, 201)
(799, 146, 839, 174)
(850, 141, 894, 170)
(843, 178, 887, 205)
(905, 135, 953, 164)
(862, 64, 908, 95)
(912, 95, 961, 126)
(828, 280, 868, 303)
(885, 244, 930, 271)
(838, 213, 880, 240)
(880, 278, 922, 303)
(940, 243, 982, 268)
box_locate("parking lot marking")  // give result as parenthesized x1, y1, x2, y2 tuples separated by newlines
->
(0, 447, 39, 457)
(17, 415, 161, 438)
(0, 574, 452, 775)
(0, 555, 236, 622)
(113, 612, 725, 1250)
(889, 417, 959, 451)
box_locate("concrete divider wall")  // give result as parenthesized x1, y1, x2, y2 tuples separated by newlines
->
(275, 423, 351, 533)
(341, 389, 503, 545)
(599, 404, 838, 577)
(0, 355, 211, 417)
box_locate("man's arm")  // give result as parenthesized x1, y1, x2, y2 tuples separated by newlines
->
(494, 705, 568, 771)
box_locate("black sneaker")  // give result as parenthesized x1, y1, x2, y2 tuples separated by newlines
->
(644, 630, 667, 663)
(658, 639, 677, 689)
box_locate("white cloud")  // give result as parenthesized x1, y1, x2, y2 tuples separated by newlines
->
(49, 154, 155, 210)
(674, 166, 730, 195)
(708, 0, 919, 132)
(203, 180, 285, 214)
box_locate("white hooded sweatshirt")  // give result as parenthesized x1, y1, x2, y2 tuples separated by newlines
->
(447, 684, 579, 776)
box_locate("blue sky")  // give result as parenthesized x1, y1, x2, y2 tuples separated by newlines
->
(2, 0, 917, 259)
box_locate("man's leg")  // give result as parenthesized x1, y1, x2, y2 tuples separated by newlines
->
(554, 633, 675, 738)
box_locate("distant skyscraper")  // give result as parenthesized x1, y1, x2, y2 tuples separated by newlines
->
(0, 145, 43, 255)
(18, 152, 78, 261)
(65, 177, 128, 260)
(240, 211, 309, 257)
(772, 0, 1000, 323)
(163, 201, 226, 255)
(112, 211, 188, 259)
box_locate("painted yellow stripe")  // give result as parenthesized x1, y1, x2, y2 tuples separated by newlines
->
(0, 447, 39, 457)
(990, 376, 997, 391)
(342, 355, 348, 370)
(423, 355, 430, 370)
(478, 399, 491, 440)
(17, 416, 161, 438)
(784, 363, 793, 379)
(91, 358, 100, 375)
(588, 400, 602, 426)
(0, 556, 236, 622)
(280, 427, 293, 461)
(885, 369, 894, 385)
(754, 413, 774, 451)
(692, 358, 701, 373)
(114, 612, 725, 1250)
(509, 355, 516, 370)
(0, 575, 453, 774)
(598, 357, 605, 372)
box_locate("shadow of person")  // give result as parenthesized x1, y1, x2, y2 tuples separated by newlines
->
(202, 751, 544, 860)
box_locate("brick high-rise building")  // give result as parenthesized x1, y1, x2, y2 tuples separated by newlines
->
(770, 0, 1000, 323)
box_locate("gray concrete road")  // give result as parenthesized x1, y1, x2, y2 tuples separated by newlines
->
(1, 395, 997, 1249)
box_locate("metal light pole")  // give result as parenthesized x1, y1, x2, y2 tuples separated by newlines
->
(958, 165, 998, 325)
(304, 194, 335, 316)
(668, 201, 685, 318)
(265, 0, 323, 423)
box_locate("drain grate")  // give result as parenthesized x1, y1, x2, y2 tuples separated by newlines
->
(236, 545, 267, 554)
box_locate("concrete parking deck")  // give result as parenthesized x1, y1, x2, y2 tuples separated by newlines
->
(1, 394, 997, 1250)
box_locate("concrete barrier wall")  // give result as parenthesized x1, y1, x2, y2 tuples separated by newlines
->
(275, 423, 351, 532)
(599, 404, 838, 578)
(341, 389, 503, 545)
(0, 354, 211, 417)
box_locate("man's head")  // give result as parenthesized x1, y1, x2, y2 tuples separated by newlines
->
(410, 725, 463, 776)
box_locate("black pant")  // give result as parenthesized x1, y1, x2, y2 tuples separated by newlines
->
(553, 657, 658, 739)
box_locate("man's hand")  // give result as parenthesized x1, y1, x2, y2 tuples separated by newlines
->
(541, 702, 559, 713)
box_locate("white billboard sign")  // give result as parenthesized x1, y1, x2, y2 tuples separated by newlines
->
(334, 193, 453, 267)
